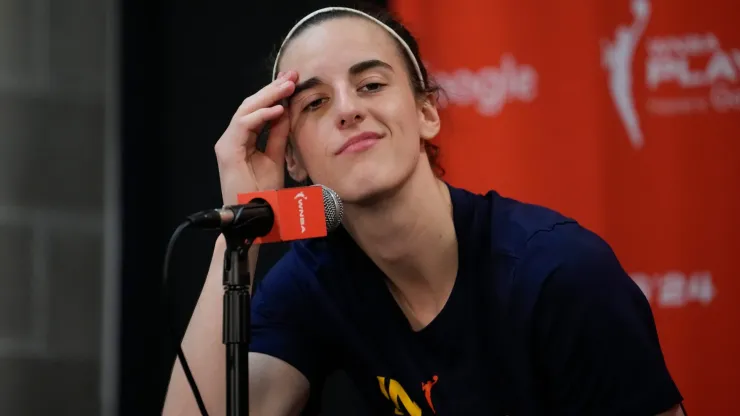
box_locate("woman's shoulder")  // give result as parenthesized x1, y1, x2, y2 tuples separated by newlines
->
(473, 186, 617, 277)
(454, 185, 626, 301)
(449, 184, 582, 257)
(464, 187, 628, 313)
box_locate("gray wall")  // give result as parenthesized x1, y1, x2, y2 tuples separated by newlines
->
(0, 0, 117, 414)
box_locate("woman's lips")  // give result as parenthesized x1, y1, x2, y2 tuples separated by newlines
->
(336, 131, 383, 155)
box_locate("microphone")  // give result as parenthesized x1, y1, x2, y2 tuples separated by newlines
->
(168, 186, 342, 416)
(187, 185, 343, 242)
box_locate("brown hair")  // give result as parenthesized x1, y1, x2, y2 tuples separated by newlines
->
(269, 3, 445, 177)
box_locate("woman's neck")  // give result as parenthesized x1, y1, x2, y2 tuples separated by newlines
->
(342, 162, 458, 320)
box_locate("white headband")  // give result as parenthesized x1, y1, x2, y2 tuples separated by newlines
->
(271, 7, 426, 89)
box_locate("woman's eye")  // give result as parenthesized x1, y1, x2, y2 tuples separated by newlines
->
(303, 98, 327, 112)
(360, 82, 385, 92)
(300, 84, 384, 112)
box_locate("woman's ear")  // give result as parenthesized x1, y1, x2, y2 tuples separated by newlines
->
(418, 95, 441, 141)
(285, 140, 309, 182)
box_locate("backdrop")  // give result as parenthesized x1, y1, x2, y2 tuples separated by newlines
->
(391, 0, 740, 413)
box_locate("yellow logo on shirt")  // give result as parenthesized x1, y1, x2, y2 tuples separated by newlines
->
(376, 376, 422, 416)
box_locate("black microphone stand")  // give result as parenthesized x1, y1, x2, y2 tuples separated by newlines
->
(222, 233, 251, 416)
(220, 208, 274, 416)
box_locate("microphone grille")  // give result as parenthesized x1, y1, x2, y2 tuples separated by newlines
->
(320, 185, 343, 231)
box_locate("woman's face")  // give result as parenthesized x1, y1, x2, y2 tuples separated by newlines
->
(278, 17, 440, 204)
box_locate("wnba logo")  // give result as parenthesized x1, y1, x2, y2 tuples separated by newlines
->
(601, 0, 651, 149)
(293, 191, 308, 233)
(601, 0, 740, 149)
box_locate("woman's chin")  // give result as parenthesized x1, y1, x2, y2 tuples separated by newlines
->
(333, 172, 407, 207)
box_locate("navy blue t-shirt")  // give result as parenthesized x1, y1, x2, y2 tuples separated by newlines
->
(250, 184, 683, 415)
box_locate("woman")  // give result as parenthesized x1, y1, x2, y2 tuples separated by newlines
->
(164, 5, 684, 415)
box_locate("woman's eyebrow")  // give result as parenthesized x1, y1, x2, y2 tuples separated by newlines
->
(348, 59, 393, 76)
(288, 59, 393, 102)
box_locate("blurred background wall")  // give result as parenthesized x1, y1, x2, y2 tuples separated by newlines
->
(0, 0, 115, 414)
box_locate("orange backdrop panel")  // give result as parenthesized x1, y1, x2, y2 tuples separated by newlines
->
(391, 0, 740, 414)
